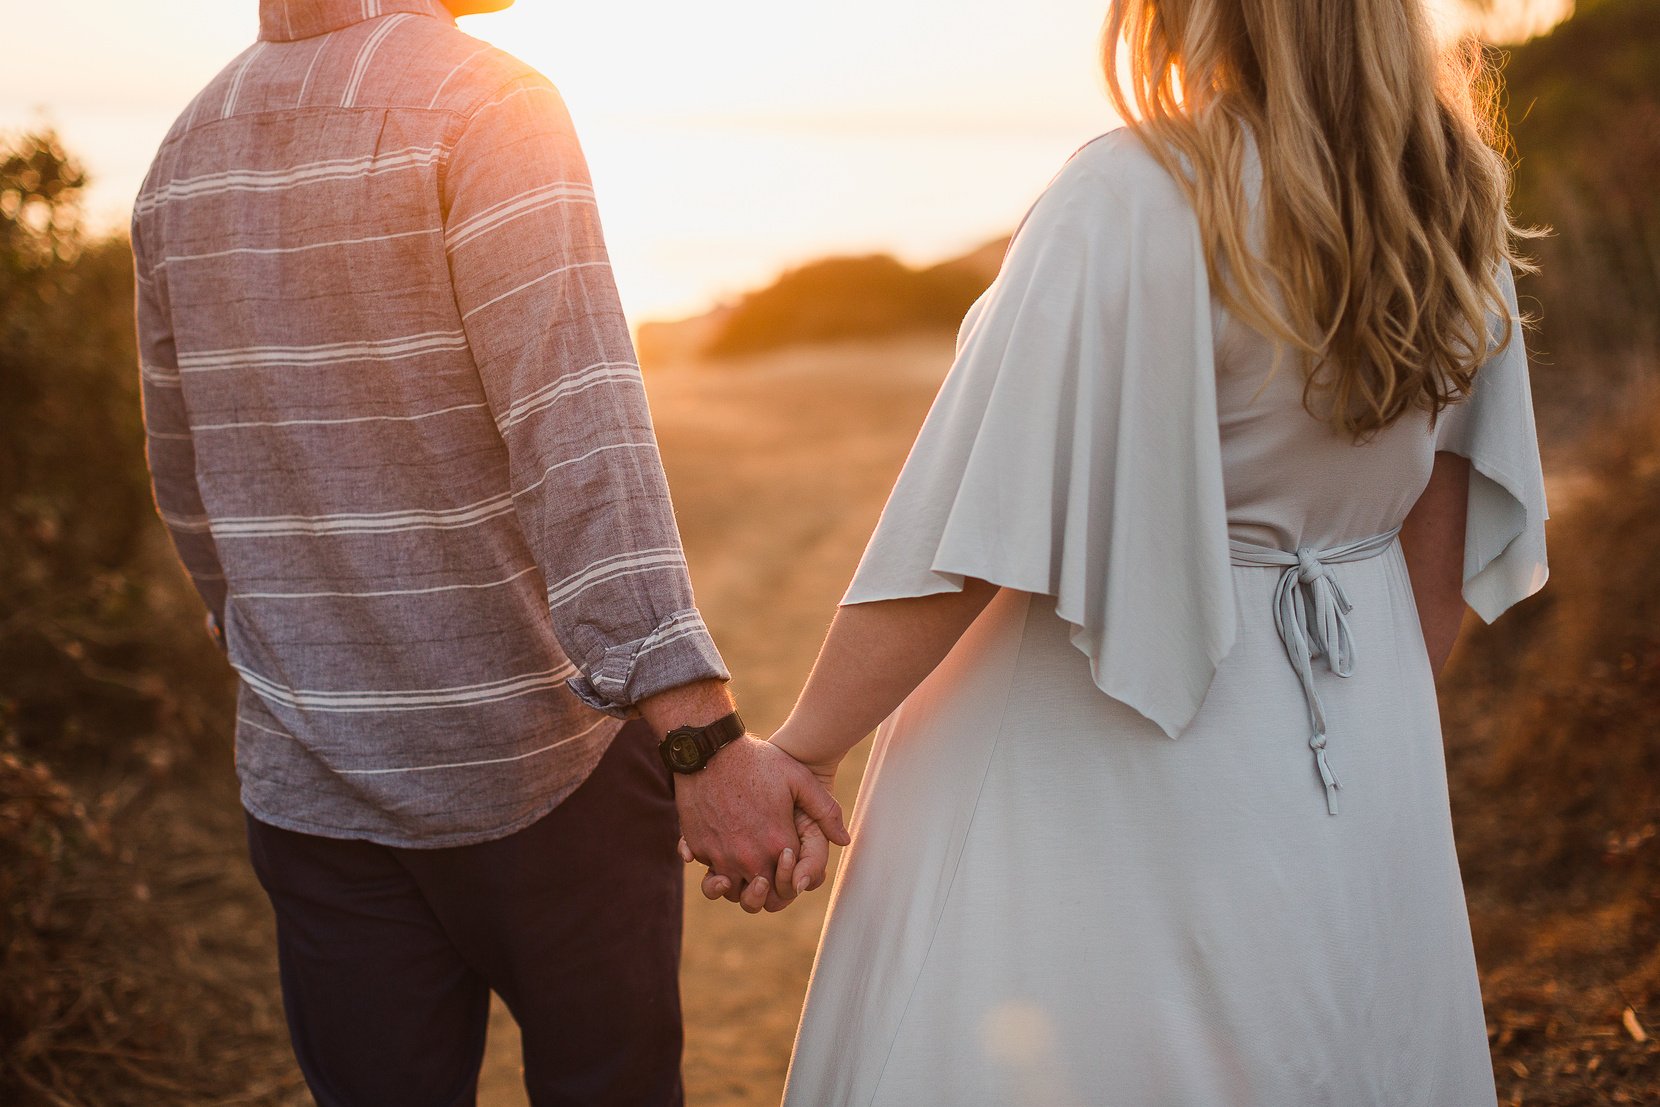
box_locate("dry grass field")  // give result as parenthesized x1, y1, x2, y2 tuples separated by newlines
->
(7, 310, 1654, 1105)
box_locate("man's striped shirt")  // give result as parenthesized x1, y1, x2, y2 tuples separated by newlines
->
(134, 0, 728, 847)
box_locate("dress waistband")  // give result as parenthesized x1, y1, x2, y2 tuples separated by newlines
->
(1228, 527, 1403, 815)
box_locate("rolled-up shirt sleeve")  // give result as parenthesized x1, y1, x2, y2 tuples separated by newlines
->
(441, 72, 729, 714)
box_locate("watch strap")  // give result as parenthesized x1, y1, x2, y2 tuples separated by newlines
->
(660, 711, 746, 774)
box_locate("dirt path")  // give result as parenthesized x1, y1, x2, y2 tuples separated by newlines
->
(478, 337, 954, 1105)
(114, 334, 1652, 1105)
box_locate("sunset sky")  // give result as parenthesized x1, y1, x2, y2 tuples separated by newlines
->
(4, 0, 1571, 321)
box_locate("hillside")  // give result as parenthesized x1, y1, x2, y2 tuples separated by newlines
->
(645, 0, 1659, 391)
(637, 238, 1007, 364)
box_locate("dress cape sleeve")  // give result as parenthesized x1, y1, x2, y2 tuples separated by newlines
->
(1434, 262, 1550, 622)
(840, 137, 1236, 738)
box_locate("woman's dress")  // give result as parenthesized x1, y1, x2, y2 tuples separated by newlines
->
(782, 130, 1547, 1107)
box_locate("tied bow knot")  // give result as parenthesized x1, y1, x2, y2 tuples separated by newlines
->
(1229, 527, 1403, 815)
(1295, 547, 1327, 585)
(1290, 546, 1359, 677)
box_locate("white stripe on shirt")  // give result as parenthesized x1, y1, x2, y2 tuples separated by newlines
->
(514, 441, 660, 500)
(212, 493, 516, 538)
(499, 362, 642, 431)
(428, 45, 494, 109)
(177, 331, 469, 373)
(237, 713, 291, 740)
(237, 662, 577, 712)
(548, 556, 689, 609)
(136, 145, 450, 213)
(472, 81, 560, 118)
(636, 619, 715, 662)
(159, 510, 214, 534)
(295, 36, 328, 107)
(445, 183, 596, 252)
(141, 364, 182, 387)
(546, 549, 687, 607)
(461, 260, 611, 322)
(235, 564, 540, 601)
(342, 13, 413, 107)
(222, 43, 267, 120)
(191, 401, 488, 433)
(335, 715, 610, 775)
(159, 227, 439, 269)
(634, 610, 710, 657)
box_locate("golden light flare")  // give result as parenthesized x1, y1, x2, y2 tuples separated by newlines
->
(2, 0, 1574, 320)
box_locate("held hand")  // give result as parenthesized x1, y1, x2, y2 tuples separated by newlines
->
(763, 738, 842, 901)
(745, 732, 844, 909)
(690, 800, 838, 912)
(768, 724, 843, 793)
(675, 736, 848, 914)
(686, 738, 843, 913)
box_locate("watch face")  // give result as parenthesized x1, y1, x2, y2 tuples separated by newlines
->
(669, 734, 703, 771)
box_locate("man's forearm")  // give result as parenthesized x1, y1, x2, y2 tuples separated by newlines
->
(638, 678, 738, 739)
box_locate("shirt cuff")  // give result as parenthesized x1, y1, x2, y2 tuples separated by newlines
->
(566, 609, 731, 718)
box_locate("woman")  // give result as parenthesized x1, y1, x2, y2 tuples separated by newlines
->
(757, 0, 1546, 1101)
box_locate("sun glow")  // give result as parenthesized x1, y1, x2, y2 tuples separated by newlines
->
(454, 0, 1119, 320)
(2, 0, 1577, 321)
(1429, 0, 1577, 42)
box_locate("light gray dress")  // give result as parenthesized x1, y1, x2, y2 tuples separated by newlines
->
(783, 131, 1548, 1106)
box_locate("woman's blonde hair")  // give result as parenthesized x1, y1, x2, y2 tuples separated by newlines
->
(1103, 0, 1535, 437)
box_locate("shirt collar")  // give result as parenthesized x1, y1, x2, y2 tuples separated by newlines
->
(259, 0, 454, 42)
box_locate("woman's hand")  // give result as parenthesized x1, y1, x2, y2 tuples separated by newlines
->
(684, 735, 843, 913)
(770, 724, 842, 798)
(675, 736, 848, 915)
(682, 581, 999, 914)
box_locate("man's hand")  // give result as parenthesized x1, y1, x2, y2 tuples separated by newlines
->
(675, 737, 848, 914)
(690, 803, 837, 913)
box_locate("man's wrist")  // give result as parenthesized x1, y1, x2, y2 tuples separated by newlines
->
(659, 712, 747, 775)
(638, 678, 737, 740)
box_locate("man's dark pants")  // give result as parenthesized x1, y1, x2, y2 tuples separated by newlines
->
(245, 720, 683, 1107)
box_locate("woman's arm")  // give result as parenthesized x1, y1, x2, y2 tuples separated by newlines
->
(770, 579, 1001, 775)
(1399, 451, 1472, 676)
(694, 581, 999, 905)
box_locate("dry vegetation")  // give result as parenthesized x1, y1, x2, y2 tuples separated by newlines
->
(1444, 393, 1660, 1106)
(3, 2, 1659, 1103)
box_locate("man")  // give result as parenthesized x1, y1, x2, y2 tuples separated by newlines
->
(133, 2, 846, 1103)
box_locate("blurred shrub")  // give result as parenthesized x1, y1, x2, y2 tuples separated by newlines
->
(1449, 396, 1660, 895)
(1503, 0, 1660, 416)
(0, 130, 241, 1104)
(706, 250, 1001, 358)
(0, 132, 173, 764)
(1443, 394, 1660, 1101)
(0, 131, 87, 273)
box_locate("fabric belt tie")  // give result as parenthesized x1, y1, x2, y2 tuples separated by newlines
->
(1228, 527, 1403, 815)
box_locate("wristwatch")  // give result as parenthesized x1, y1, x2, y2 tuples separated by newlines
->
(659, 712, 747, 775)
